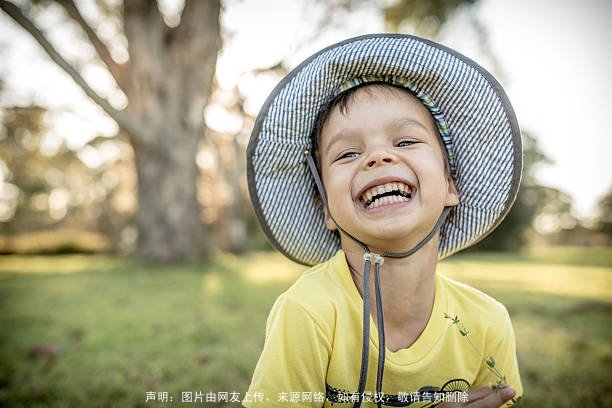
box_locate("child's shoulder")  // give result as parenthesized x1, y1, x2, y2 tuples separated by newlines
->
(277, 252, 350, 316)
(284, 255, 345, 302)
(265, 256, 348, 339)
(437, 272, 512, 326)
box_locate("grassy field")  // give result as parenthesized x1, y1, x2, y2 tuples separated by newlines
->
(0, 246, 610, 407)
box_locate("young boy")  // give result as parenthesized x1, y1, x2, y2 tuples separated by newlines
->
(244, 34, 523, 407)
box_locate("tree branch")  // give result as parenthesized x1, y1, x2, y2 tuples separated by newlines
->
(0, 0, 142, 140)
(165, 0, 221, 130)
(55, 0, 127, 91)
(168, 0, 221, 52)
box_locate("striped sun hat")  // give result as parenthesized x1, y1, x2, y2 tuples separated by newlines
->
(247, 33, 522, 266)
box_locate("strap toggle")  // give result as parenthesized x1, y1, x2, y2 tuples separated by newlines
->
(363, 252, 384, 265)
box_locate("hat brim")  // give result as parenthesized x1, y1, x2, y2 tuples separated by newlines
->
(247, 33, 522, 266)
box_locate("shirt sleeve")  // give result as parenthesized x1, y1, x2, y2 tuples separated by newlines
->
(243, 293, 332, 407)
(473, 303, 523, 407)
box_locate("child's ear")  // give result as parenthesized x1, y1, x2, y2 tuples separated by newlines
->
(445, 175, 460, 207)
(323, 205, 338, 231)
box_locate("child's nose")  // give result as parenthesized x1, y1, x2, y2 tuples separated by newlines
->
(365, 148, 397, 168)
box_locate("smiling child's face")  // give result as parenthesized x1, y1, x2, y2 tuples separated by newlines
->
(318, 85, 459, 253)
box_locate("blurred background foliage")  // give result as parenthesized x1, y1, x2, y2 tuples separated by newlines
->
(0, 100, 135, 254)
(0, 0, 609, 259)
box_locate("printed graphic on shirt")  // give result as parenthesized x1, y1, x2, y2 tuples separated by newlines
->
(325, 378, 470, 406)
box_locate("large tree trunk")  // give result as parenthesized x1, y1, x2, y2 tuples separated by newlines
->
(133, 129, 207, 260)
(123, 0, 221, 261)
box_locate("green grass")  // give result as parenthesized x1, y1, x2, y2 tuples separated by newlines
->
(0, 247, 610, 407)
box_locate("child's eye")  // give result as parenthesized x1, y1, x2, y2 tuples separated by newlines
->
(335, 151, 359, 161)
(397, 140, 417, 147)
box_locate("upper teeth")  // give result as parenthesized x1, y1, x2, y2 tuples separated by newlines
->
(360, 182, 413, 208)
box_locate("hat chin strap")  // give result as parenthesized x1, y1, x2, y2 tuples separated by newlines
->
(305, 150, 451, 408)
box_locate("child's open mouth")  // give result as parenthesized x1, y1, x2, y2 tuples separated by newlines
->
(359, 182, 413, 210)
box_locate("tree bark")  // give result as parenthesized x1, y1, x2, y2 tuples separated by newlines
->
(122, 0, 221, 261)
(133, 129, 208, 260)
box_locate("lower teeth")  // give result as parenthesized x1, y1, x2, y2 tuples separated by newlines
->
(367, 195, 409, 209)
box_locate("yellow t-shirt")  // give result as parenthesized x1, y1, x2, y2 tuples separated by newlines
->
(244, 250, 523, 407)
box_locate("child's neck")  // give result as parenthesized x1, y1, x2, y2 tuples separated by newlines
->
(342, 237, 439, 352)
